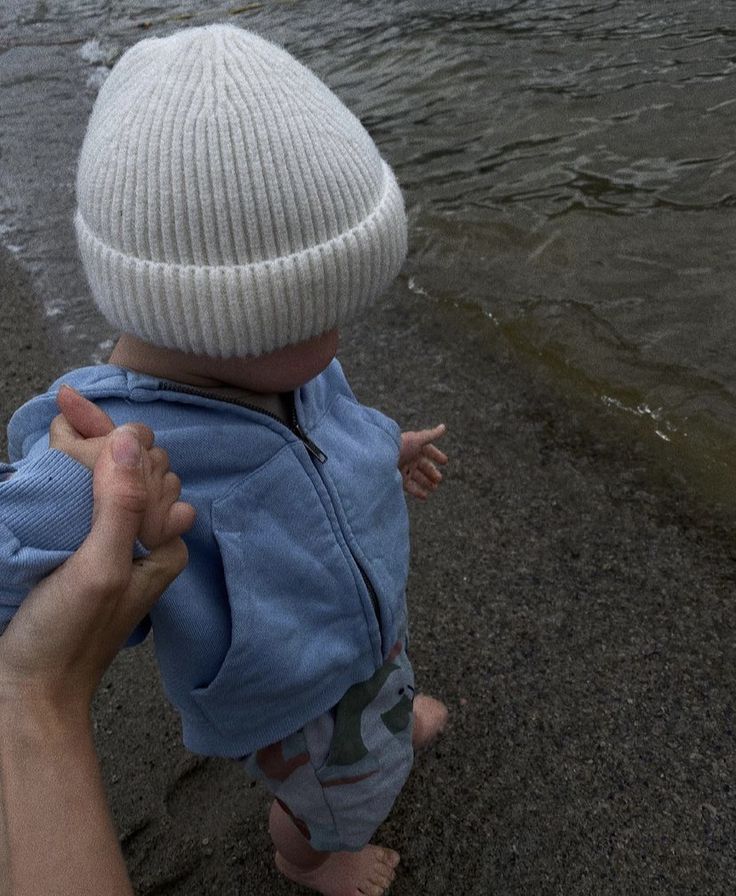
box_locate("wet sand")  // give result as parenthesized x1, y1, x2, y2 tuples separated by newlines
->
(1, 246, 735, 894)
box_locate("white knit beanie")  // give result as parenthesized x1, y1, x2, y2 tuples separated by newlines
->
(75, 24, 407, 358)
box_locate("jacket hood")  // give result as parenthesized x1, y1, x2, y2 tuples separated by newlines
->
(7, 361, 346, 464)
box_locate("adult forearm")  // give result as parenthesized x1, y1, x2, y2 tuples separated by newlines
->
(0, 697, 133, 896)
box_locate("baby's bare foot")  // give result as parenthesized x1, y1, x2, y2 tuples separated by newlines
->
(275, 844, 399, 896)
(412, 694, 448, 750)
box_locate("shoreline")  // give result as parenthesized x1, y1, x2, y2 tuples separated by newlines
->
(2, 248, 735, 893)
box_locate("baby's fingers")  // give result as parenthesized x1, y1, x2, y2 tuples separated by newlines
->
(404, 477, 430, 501)
(148, 445, 172, 475)
(417, 456, 443, 483)
(139, 459, 195, 546)
(410, 463, 439, 492)
(166, 501, 197, 539)
(423, 442, 448, 464)
(162, 470, 182, 502)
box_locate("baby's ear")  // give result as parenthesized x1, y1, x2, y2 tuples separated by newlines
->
(56, 385, 115, 438)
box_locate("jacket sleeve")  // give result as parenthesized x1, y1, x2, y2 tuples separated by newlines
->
(0, 448, 151, 644)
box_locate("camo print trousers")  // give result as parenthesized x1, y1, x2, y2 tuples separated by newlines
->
(242, 640, 415, 852)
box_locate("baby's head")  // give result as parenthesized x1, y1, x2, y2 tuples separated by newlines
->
(75, 24, 406, 381)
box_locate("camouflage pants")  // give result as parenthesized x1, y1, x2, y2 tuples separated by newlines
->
(243, 641, 415, 852)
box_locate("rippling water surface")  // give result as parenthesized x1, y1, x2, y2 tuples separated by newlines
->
(1, 0, 735, 498)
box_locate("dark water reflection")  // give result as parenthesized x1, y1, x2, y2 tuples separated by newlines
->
(1, 0, 735, 497)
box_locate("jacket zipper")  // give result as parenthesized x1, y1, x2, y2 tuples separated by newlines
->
(289, 403, 327, 464)
(354, 557, 382, 635)
(286, 396, 382, 642)
(157, 380, 327, 462)
(157, 379, 382, 643)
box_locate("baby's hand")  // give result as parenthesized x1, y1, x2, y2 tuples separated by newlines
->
(399, 423, 448, 501)
(50, 386, 194, 549)
(122, 431, 195, 550)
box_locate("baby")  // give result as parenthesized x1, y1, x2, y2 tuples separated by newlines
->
(1, 25, 448, 895)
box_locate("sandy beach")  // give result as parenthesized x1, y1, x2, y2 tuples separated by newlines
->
(1, 242, 734, 894)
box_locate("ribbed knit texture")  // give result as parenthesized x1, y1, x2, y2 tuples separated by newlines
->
(0, 451, 93, 551)
(75, 24, 407, 358)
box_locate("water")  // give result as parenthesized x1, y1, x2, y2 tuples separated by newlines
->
(1, 0, 736, 499)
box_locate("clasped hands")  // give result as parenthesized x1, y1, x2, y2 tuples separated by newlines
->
(0, 386, 195, 716)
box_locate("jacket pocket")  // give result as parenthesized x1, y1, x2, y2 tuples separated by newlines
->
(189, 446, 380, 741)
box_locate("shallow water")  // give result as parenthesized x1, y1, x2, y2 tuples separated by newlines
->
(1, 0, 736, 499)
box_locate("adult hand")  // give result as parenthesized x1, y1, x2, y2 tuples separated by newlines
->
(50, 385, 192, 550)
(0, 425, 194, 712)
(0, 425, 194, 896)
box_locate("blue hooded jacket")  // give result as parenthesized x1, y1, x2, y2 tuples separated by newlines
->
(0, 359, 410, 757)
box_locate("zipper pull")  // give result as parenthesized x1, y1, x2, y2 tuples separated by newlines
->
(293, 421, 328, 463)
(289, 394, 327, 463)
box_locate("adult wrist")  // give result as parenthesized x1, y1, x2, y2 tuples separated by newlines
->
(0, 681, 91, 746)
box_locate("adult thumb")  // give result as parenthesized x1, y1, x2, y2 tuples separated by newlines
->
(85, 427, 149, 568)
